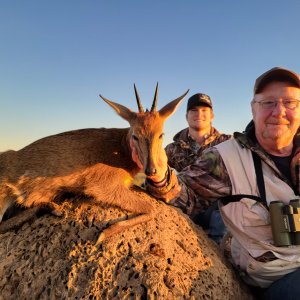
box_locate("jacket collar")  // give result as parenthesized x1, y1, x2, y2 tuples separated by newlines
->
(235, 120, 300, 154)
(234, 120, 300, 183)
(173, 127, 221, 143)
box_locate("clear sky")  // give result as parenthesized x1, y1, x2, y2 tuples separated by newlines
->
(1, 1, 300, 152)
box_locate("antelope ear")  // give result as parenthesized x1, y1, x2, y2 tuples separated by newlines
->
(158, 90, 189, 120)
(100, 95, 137, 123)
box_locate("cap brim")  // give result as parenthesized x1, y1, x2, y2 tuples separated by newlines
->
(254, 67, 300, 94)
(187, 102, 212, 110)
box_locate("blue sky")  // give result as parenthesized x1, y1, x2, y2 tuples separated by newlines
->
(1, 1, 300, 152)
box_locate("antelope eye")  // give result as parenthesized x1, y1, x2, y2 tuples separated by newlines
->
(159, 133, 164, 139)
(132, 135, 139, 141)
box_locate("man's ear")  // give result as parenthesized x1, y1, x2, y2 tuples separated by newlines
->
(251, 101, 255, 116)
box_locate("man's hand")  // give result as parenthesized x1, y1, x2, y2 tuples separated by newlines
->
(130, 137, 169, 183)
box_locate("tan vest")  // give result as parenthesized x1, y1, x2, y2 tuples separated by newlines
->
(216, 139, 300, 287)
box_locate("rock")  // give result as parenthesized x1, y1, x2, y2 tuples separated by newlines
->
(0, 190, 254, 299)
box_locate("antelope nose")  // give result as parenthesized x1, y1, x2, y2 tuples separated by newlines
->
(145, 167, 157, 176)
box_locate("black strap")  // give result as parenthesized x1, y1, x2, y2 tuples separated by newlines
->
(296, 164, 300, 195)
(219, 151, 268, 207)
(252, 152, 267, 204)
(220, 194, 262, 205)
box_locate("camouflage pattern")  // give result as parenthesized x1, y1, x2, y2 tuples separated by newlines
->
(165, 127, 231, 172)
(146, 121, 300, 220)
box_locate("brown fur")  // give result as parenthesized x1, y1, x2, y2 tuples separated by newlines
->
(0, 88, 188, 242)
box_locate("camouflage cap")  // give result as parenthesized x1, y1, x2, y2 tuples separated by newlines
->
(254, 67, 300, 94)
(187, 93, 213, 111)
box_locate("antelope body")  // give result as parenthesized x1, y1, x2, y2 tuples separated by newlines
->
(0, 85, 188, 241)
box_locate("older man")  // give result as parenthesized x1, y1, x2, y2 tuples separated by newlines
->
(132, 67, 300, 298)
(165, 93, 231, 243)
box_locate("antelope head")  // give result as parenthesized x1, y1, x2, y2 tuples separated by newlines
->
(100, 84, 189, 176)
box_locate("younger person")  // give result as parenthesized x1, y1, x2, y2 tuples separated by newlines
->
(165, 93, 230, 243)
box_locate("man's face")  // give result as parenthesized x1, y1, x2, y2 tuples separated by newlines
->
(186, 106, 214, 131)
(252, 81, 300, 146)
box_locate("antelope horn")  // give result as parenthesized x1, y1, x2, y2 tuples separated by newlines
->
(134, 84, 144, 113)
(150, 82, 159, 112)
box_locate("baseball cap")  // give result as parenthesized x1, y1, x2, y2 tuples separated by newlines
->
(254, 67, 300, 94)
(187, 93, 213, 111)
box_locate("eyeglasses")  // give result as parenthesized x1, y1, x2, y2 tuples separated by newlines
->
(253, 98, 300, 110)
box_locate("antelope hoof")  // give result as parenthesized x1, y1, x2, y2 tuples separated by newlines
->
(50, 209, 64, 217)
(95, 232, 106, 245)
(36, 202, 63, 218)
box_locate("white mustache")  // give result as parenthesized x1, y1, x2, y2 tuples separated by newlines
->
(267, 118, 290, 125)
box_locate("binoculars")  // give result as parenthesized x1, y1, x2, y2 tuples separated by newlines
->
(269, 199, 300, 246)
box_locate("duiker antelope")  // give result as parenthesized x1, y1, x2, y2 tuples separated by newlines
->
(0, 85, 188, 241)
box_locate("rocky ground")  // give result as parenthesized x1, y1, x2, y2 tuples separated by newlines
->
(0, 188, 254, 299)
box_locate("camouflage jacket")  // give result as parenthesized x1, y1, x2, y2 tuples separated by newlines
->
(165, 127, 231, 172)
(146, 121, 300, 221)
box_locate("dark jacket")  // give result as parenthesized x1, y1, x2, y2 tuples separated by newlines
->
(165, 127, 231, 172)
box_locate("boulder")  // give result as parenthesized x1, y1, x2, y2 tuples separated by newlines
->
(0, 189, 253, 299)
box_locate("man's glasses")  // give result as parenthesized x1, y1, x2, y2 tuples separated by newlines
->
(253, 98, 300, 110)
